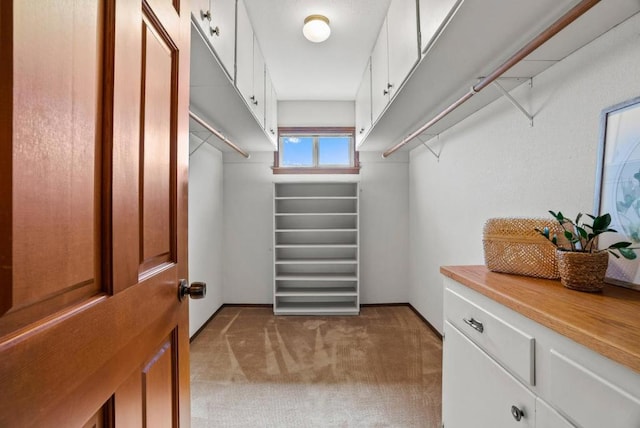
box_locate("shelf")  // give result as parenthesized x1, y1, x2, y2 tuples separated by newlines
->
(274, 301, 359, 315)
(275, 287, 358, 297)
(275, 259, 358, 265)
(275, 273, 358, 281)
(275, 244, 358, 248)
(275, 196, 358, 200)
(275, 212, 357, 216)
(274, 182, 359, 315)
(275, 229, 357, 232)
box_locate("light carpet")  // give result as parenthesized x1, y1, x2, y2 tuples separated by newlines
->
(190, 306, 442, 427)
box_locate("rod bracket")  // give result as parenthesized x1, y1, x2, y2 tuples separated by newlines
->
(417, 134, 442, 161)
(492, 80, 534, 126)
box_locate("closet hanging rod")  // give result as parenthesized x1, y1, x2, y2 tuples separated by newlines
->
(189, 110, 250, 159)
(382, 0, 601, 158)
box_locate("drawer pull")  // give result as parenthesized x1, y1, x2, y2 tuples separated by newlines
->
(511, 405, 524, 421)
(463, 317, 484, 333)
(200, 9, 211, 21)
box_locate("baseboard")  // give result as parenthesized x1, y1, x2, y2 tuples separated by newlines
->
(189, 302, 442, 342)
(405, 303, 443, 340)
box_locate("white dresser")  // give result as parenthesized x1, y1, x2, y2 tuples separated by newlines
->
(441, 266, 640, 428)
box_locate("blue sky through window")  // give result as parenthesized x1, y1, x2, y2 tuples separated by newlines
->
(318, 136, 350, 165)
(281, 136, 314, 166)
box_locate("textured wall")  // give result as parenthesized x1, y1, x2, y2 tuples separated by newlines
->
(222, 151, 410, 304)
(409, 13, 640, 333)
(188, 141, 224, 337)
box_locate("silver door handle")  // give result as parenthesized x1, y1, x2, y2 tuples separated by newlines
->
(463, 317, 484, 333)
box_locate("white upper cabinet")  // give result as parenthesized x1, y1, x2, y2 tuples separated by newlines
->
(355, 59, 372, 147)
(235, 0, 254, 105)
(192, 0, 211, 35)
(418, 0, 460, 55)
(192, 0, 236, 79)
(252, 36, 266, 126)
(370, 17, 389, 124)
(207, 0, 236, 77)
(387, 0, 420, 99)
(369, 0, 420, 126)
(236, 0, 265, 125)
(265, 70, 278, 146)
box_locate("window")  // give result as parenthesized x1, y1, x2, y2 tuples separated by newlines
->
(274, 127, 359, 174)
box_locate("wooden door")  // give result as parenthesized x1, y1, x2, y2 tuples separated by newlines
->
(0, 0, 192, 426)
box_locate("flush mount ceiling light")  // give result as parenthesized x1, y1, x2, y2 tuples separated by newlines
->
(303, 15, 331, 43)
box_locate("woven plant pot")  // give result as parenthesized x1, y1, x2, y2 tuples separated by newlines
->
(556, 249, 609, 292)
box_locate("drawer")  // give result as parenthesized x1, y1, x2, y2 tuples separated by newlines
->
(548, 349, 640, 428)
(445, 287, 535, 385)
(443, 322, 536, 428)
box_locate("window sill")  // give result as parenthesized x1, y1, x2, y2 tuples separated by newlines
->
(271, 166, 360, 175)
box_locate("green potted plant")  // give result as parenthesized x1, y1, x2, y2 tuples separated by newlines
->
(536, 211, 637, 292)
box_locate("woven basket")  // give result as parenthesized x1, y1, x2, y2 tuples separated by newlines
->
(483, 218, 563, 279)
(556, 249, 608, 292)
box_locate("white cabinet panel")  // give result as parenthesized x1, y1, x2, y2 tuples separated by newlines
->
(235, 0, 253, 102)
(370, 17, 389, 124)
(206, 0, 236, 78)
(387, 0, 420, 99)
(235, 0, 265, 126)
(443, 322, 536, 428)
(445, 288, 535, 385)
(548, 349, 640, 428)
(355, 59, 372, 147)
(192, 0, 235, 79)
(192, 0, 211, 37)
(265, 70, 278, 146)
(418, 0, 460, 54)
(251, 37, 265, 126)
(536, 399, 575, 428)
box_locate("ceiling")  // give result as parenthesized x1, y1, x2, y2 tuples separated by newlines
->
(243, 0, 392, 101)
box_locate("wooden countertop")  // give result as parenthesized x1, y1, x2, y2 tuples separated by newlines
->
(440, 265, 640, 374)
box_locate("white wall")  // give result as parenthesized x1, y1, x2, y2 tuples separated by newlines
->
(359, 151, 410, 303)
(222, 100, 410, 304)
(188, 141, 224, 337)
(222, 151, 410, 304)
(278, 101, 355, 126)
(409, 13, 640, 333)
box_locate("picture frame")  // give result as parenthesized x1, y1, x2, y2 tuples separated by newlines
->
(594, 95, 640, 290)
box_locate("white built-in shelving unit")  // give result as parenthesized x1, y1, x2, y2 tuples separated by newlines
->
(273, 182, 360, 315)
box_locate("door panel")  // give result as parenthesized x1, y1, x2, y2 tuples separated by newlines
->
(0, 0, 192, 426)
(1, 0, 102, 338)
(141, 19, 175, 271)
(115, 368, 143, 426)
(143, 333, 179, 427)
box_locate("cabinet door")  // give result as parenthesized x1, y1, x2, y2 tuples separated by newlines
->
(443, 322, 536, 428)
(536, 399, 576, 428)
(207, 0, 236, 78)
(251, 36, 265, 127)
(387, 0, 419, 99)
(192, 0, 212, 40)
(418, 0, 459, 54)
(355, 59, 372, 147)
(235, 0, 253, 103)
(548, 349, 640, 428)
(370, 17, 389, 124)
(265, 70, 278, 146)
